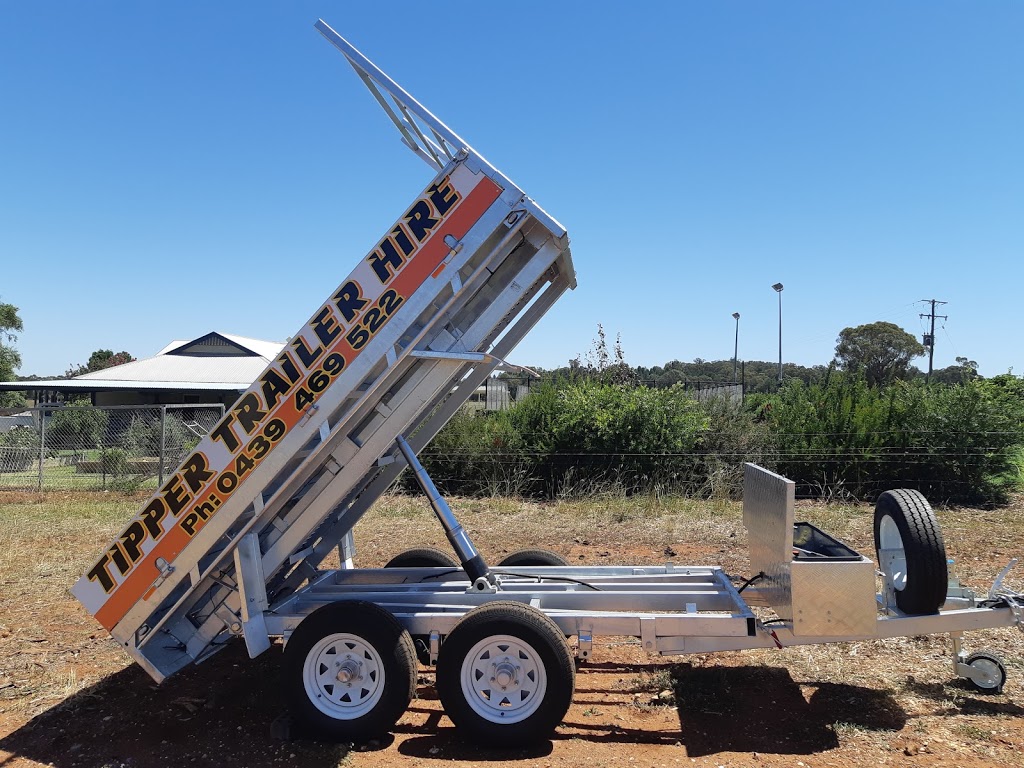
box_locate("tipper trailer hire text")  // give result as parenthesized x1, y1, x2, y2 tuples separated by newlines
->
(78, 171, 501, 629)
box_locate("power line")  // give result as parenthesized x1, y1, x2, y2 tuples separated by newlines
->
(919, 299, 948, 382)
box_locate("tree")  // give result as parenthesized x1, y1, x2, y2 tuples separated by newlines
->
(0, 300, 24, 407)
(930, 356, 980, 385)
(66, 349, 135, 378)
(833, 321, 924, 387)
(633, 359, 828, 393)
(568, 324, 637, 385)
(48, 406, 109, 449)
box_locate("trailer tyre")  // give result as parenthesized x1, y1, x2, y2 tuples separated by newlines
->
(497, 549, 569, 567)
(873, 489, 947, 615)
(285, 601, 417, 742)
(436, 601, 574, 746)
(384, 548, 460, 665)
(385, 547, 459, 568)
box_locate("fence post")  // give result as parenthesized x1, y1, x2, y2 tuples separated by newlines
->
(37, 407, 46, 492)
(159, 405, 167, 486)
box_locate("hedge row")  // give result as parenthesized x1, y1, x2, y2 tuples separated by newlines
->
(414, 374, 1024, 505)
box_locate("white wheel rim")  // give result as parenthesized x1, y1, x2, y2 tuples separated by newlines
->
(303, 632, 385, 719)
(878, 514, 908, 591)
(460, 633, 547, 724)
(970, 658, 1003, 689)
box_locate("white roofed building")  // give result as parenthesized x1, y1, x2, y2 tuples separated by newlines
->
(0, 332, 285, 407)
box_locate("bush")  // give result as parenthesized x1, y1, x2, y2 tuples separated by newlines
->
(415, 409, 532, 497)
(101, 447, 130, 476)
(760, 373, 1024, 505)
(415, 372, 1023, 506)
(421, 380, 710, 498)
(109, 473, 145, 493)
(692, 396, 772, 498)
(122, 416, 161, 456)
(542, 381, 708, 495)
(0, 426, 37, 472)
(122, 413, 198, 467)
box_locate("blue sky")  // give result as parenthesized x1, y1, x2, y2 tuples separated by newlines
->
(1, 1, 1021, 378)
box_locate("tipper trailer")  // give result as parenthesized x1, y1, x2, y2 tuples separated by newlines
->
(73, 19, 1024, 746)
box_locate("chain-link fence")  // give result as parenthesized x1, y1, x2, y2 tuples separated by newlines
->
(474, 377, 743, 412)
(0, 404, 225, 491)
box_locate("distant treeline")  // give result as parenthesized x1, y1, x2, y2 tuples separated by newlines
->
(524, 357, 982, 394)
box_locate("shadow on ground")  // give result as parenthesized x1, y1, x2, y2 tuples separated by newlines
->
(902, 676, 1024, 717)
(669, 664, 908, 757)
(0, 645, 348, 768)
(7, 653, 983, 765)
(396, 731, 554, 762)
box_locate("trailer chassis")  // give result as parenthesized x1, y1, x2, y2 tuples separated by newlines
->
(240, 452, 1022, 744)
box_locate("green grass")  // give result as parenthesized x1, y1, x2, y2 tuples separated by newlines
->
(0, 493, 141, 545)
(0, 463, 161, 491)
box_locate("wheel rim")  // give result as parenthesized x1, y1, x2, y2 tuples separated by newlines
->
(970, 657, 1003, 689)
(303, 632, 385, 719)
(878, 514, 908, 591)
(460, 633, 547, 724)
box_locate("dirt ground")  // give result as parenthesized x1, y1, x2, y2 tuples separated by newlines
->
(1, 491, 1022, 768)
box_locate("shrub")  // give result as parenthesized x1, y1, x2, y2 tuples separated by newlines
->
(122, 413, 198, 467)
(416, 372, 1023, 506)
(0, 426, 37, 472)
(760, 373, 1024, 505)
(542, 381, 708, 495)
(416, 409, 531, 497)
(692, 396, 772, 498)
(101, 447, 130, 476)
(421, 380, 710, 498)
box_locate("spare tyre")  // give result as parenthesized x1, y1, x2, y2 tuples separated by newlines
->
(873, 489, 947, 615)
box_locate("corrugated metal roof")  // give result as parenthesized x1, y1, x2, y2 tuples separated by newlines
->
(0, 379, 248, 391)
(0, 332, 285, 393)
(155, 333, 284, 359)
(74, 352, 279, 385)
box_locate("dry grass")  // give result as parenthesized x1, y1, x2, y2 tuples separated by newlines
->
(1, 489, 1023, 767)
(0, 493, 146, 714)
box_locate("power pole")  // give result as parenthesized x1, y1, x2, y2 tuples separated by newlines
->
(919, 299, 948, 383)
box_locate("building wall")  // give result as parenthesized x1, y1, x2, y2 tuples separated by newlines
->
(93, 390, 241, 407)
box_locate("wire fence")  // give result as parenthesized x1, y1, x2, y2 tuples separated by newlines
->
(0, 404, 225, 491)
(413, 436, 1023, 504)
(1, 402, 1017, 503)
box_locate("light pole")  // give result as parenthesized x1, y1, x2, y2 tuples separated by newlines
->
(732, 312, 740, 381)
(772, 283, 784, 384)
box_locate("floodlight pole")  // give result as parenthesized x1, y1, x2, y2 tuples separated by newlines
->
(772, 283, 784, 384)
(732, 312, 740, 381)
